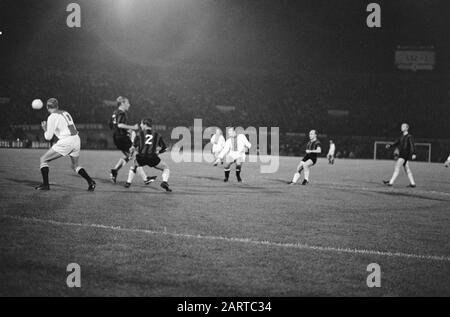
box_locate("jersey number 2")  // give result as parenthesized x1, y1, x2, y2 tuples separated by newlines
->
(145, 134, 153, 145)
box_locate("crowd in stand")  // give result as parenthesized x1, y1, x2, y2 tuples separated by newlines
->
(1, 61, 448, 158)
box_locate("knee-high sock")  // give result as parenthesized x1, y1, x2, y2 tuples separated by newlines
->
(76, 167, 93, 184)
(236, 165, 241, 179)
(389, 166, 401, 185)
(304, 166, 310, 181)
(136, 166, 147, 181)
(292, 172, 301, 183)
(406, 168, 416, 185)
(113, 158, 127, 171)
(162, 169, 170, 182)
(127, 166, 136, 183)
(224, 168, 230, 180)
(40, 163, 49, 185)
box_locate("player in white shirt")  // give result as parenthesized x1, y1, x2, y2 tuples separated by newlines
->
(445, 155, 450, 168)
(35, 98, 96, 191)
(327, 140, 335, 164)
(210, 128, 226, 160)
(213, 127, 251, 182)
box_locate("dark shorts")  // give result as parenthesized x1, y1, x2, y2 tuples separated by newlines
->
(136, 154, 161, 168)
(398, 153, 410, 165)
(302, 154, 317, 165)
(113, 134, 132, 154)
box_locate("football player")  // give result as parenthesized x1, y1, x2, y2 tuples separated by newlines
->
(35, 98, 95, 191)
(210, 128, 225, 161)
(288, 130, 321, 185)
(213, 127, 251, 182)
(383, 123, 417, 187)
(109, 96, 155, 184)
(327, 139, 335, 164)
(125, 119, 172, 192)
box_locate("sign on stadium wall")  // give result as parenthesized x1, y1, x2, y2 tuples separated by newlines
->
(395, 46, 435, 71)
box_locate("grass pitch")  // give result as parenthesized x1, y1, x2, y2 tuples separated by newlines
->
(0, 148, 449, 296)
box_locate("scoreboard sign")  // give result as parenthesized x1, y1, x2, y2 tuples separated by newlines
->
(395, 46, 435, 71)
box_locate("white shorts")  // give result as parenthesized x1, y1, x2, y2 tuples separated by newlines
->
(212, 145, 223, 158)
(225, 151, 245, 163)
(52, 135, 81, 157)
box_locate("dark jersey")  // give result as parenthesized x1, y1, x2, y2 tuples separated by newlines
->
(110, 109, 128, 136)
(305, 139, 321, 159)
(391, 133, 416, 158)
(133, 129, 167, 156)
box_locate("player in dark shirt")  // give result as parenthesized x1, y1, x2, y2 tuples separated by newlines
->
(289, 130, 322, 185)
(109, 96, 155, 184)
(383, 123, 417, 187)
(125, 119, 172, 192)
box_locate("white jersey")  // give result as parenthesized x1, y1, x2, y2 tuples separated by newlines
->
(328, 143, 335, 155)
(218, 134, 251, 160)
(211, 134, 226, 155)
(44, 110, 78, 141)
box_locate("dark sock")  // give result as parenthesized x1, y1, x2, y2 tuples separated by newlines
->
(40, 166, 49, 185)
(78, 168, 93, 184)
(236, 169, 241, 179)
(224, 170, 230, 180)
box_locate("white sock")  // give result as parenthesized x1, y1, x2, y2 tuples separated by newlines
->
(162, 169, 170, 182)
(136, 166, 147, 181)
(127, 168, 136, 184)
(407, 170, 416, 185)
(304, 168, 310, 181)
(390, 167, 400, 185)
(292, 172, 301, 183)
(114, 158, 126, 171)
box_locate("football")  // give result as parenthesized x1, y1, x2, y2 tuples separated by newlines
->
(31, 99, 43, 110)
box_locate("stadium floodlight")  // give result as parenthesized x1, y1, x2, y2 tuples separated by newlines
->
(373, 141, 431, 162)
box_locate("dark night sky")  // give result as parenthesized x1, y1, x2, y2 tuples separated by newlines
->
(0, 0, 449, 72)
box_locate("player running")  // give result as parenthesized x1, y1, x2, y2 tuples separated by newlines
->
(213, 127, 251, 182)
(210, 128, 226, 161)
(327, 139, 335, 164)
(125, 119, 172, 192)
(109, 96, 155, 184)
(35, 98, 95, 191)
(288, 130, 322, 185)
(383, 123, 417, 187)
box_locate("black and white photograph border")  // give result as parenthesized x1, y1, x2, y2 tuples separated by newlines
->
(0, 0, 449, 299)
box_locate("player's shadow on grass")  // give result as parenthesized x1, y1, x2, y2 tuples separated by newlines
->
(186, 175, 224, 182)
(5, 178, 38, 187)
(5, 177, 87, 193)
(188, 174, 282, 192)
(264, 178, 289, 184)
(375, 190, 449, 202)
(316, 181, 449, 202)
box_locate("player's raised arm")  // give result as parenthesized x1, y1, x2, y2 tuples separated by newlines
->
(116, 110, 138, 130)
(386, 138, 400, 149)
(117, 122, 138, 130)
(242, 134, 251, 149)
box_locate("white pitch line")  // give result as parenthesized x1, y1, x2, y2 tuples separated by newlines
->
(2, 214, 450, 262)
